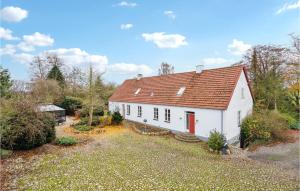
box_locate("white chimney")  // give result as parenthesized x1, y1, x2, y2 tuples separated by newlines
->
(137, 73, 143, 80)
(196, 65, 204, 73)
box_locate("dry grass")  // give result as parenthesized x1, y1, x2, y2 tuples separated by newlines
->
(14, 129, 299, 191)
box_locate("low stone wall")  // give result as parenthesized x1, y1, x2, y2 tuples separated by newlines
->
(124, 120, 171, 136)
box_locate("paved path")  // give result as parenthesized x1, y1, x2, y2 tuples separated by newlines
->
(55, 116, 78, 137)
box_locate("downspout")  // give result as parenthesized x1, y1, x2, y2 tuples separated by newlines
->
(221, 110, 224, 134)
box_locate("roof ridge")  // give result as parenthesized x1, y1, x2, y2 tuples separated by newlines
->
(127, 64, 245, 81)
(109, 64, 248, 110)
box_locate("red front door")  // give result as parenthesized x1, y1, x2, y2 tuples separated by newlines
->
(188, 113, 195, 134)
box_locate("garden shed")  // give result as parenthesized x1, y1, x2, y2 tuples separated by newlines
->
(36, 104, 66, 123)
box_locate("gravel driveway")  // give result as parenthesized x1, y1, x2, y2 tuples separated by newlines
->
(247, 136, 300, 175)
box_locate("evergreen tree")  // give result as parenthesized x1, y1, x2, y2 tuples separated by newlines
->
(47, 64, 65, 87)
(0, 66, 12, 97)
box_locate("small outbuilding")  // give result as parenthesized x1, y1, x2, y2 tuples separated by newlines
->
(36, 104, 66, 123)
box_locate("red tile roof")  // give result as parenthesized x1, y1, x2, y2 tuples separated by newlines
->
(109, 65, 252, 110)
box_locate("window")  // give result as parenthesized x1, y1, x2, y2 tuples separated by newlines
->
(165, 109, 170, 122)
(238, 110, 241, 126)
(154, 108, 158, 120)
(126, 105, 130, 115)
(135, 88, 141, 95)
(176, 87, 186, 96)
(138, 106, 142, 117)
(241, 88, 245, 99)
(115, 106, 120, 112)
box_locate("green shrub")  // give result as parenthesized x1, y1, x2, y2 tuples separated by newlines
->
(241, 115, 271, 144)
(241, 111, 289, 147)
(99, 116, 112, 126)
(55, 137, 77, 146)
(290, 121, 300, 130)
(0, 109, 56, 150)
(208, 130, 226, 151)
(280, 113, 298, 129)
(73, 124, 95, 131)
(112, 111, 123, 125)
(56, 96, 82, 115)
(79, 106, 104, 118)
(93, 106, 104, 116)
(41, 115, 56, 143)
(77, 117, 100, 126)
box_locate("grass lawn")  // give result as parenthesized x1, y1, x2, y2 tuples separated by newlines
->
(0, 148, 12, 159)
(17, 130, 298, 190)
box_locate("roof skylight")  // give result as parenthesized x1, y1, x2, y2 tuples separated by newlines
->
(176, 87, 186, 96)
(134, 88, 141, 95)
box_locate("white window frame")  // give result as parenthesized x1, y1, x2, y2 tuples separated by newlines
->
(138, 106, 142, 117)
(165, 109, 170, 123)
(238, 110, 241, 126)
(241, 88, 245, 99)
(126, 105, 130, 115)
(154, 107, 158, 120)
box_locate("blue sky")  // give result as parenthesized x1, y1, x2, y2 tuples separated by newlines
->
(1, 0, 299, 84)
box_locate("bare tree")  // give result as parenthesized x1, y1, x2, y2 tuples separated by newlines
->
(87, 64, 95, 126)
(46, 53, 63, 68)
(286, 34, 300, 110)
(65, 66, 86, 95)
(29, 54, 64, 80)
(290, 33, 300, 54)
(31, 79, 62, 104)
(29, 56, 49, 80)
(243, 45, 289, 110)
(158, 62, 174, 75)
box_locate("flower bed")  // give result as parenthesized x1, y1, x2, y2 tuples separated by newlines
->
(125, 120, 170, 136)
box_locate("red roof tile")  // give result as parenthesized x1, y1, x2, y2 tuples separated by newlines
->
(109, 65, 251, 110)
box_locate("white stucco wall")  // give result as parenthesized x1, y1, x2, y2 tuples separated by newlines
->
(109, 70, 253, 142)
(223, 70, 253, 141)
(109, 102, 222, 140)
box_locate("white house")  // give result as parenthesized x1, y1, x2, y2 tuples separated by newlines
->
(109, 65, 253, 143)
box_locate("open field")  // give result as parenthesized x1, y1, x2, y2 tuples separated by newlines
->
(1, 124, 298, 191)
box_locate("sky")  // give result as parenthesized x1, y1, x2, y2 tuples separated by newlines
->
(1, 0, 299, 84)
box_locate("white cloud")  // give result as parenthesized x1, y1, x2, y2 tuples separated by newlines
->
(12, 53, 34, 64)
(142, 32, 188, 48)
(115, 1, 137, 7)
(202, 57, 231, 65)
(228, 39, 251, 55)
(0, 44, 16, 55)
(45, 48, 108, 73)
(23, 32, 54, 47)
(0, 6, 28, 22)
(276, 0, 300, 14)
(164, 11, 176, 19)
(0, 27, 19, 40)
(14, 32, 55, 52)
(108, 63, 153, 75)
(120, 23, 133, 30)
(17, 42, 35, 52)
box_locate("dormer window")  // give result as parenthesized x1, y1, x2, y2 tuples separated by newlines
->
(176, 87, 186, 96)
(135, 88, 141, 95)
